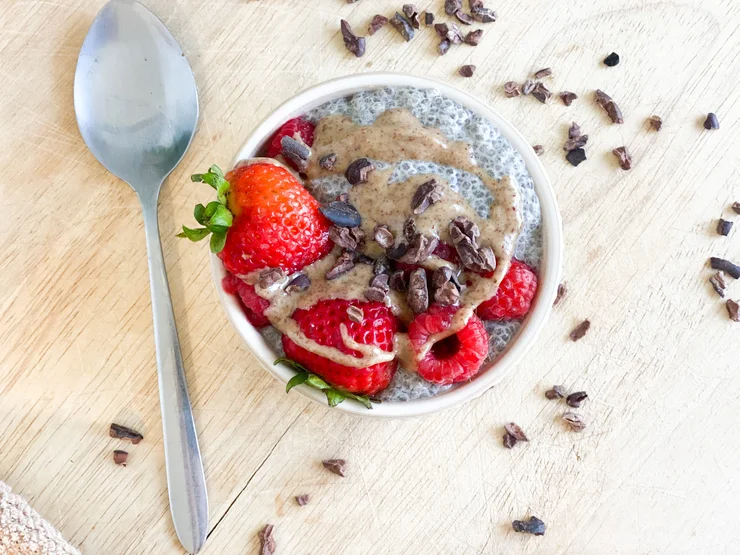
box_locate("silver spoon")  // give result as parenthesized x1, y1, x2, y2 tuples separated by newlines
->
(74, 1, 207, 552)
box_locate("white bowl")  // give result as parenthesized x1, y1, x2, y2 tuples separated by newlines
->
(210, 72, 563, 418)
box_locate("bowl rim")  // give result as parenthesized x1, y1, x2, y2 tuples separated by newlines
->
(210, 72, 563, 418)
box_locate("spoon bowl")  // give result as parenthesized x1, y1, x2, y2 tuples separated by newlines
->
(74, 1, 207, 552)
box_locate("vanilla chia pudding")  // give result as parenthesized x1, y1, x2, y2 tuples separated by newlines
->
(247, 86, 543, 402)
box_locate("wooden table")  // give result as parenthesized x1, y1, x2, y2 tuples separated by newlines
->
(1, 0, 739, 553)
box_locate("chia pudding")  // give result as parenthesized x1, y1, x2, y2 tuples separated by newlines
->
(207, 87, 542, 405)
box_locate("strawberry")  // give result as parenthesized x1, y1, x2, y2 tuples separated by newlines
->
(476, 259, 538, 320)
(222, 272, 270, 328)
(409, 304, 488, 385)
(179, 163, 332, 276)
(266, 117, 315, 159)
(281, 299, 399, 395)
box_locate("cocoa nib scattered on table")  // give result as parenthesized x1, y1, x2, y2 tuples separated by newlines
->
(445, 0, 462, 14)
(322, 458, 347, 477)
(717, 219, 733, 236)
(648, 115, 663, 131)
(438, 39, 451, 55)
(569, 319, 591, 341)
(113, 450, 128, 466)
(710, 257, 740, 279)
(603, 52, 620, 66)
(425, 12, 434, 25)
(109, 423, 143, 444)
(545, 385, 566, 400)
(504, 81, 521, 98)
(559, 91, 578, 106)
(531, 82, 552, 103)
(320, 201, 362, 228)
(470, 2, 497, 22)
(568, 122, 582, 139)
(594, 89, 624, 124)
(340, 20, 366, 58)
(295, 494, 311, 506)
(521, 79, 536, 95)
(345, 158, 374, 184)
(435, 22, 464, 44)
(408, 268, 430, 314)
(566, 148, 587, 167)
(280, 135, 311, 171)
(512, 516, 546, 536)
(533, 67, 552, 79)
(285, 273, 310, 294)
(563, 412, 586, 432)
(727, 299, 740, 322)
(464, 29, 483, 45)
(564, 122, 587, 166)
(368, 15, 388, 35)
(612, 146, 633, 170)
(566, 391, 588, 408)
(258, 267, 285, 288)
(502, 432, 517, 449)
(533, 145, 544, 156)
(704, 113, 719, 130)
(504, 422, 529, 442)
(319, 152, 337, 170)
(402, 5, 421, 29)
(390, 12, 415, 41)
(710, 271, 726, 298)
(459, 65, 476, 78)
(732, 202, 740, 215)
(563, 134, 588, 152)
(553, 282, 567, 306)
(258, 524, 276, 555)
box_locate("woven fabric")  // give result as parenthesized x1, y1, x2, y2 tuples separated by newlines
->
(0, 481, 79, 555)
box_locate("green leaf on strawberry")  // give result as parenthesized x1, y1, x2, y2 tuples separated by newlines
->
(274, 357, 373, 409)
(179, 165, 233, 253)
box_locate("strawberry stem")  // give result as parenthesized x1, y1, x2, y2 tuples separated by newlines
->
(275, 357, 373, 409)
(178, 165, 233, 253)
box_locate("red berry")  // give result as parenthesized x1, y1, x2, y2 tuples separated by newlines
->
(409, 304, 488, 385)
(222, 273, 270, 327)
(281, 299, 399, 395)
(266, 117, 315, 160)
(219, 163, 332, 275)
(476, 260, 538, 320)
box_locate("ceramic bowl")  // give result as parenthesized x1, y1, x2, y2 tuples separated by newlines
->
(211, 72, 563, 418)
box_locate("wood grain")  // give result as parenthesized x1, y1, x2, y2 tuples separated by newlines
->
(1, 0, 739, 553)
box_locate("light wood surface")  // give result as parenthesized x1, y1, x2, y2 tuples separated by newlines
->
(1, 0, 739, 553)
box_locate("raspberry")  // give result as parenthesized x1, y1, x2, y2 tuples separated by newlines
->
(281, 299, 399, 395)
(476, 259, 538, 320)
(409, 304, 488, 385)
(222, 273, 270, 328)
(219, 163, 332, 275)
(266, 117, 315, 160)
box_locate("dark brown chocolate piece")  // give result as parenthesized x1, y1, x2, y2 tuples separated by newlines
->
(424, 12, 434, 25)
(717, 219, 733, 236)
(347, 305, 364, 323)
(319, 153, 337, 170)
(504, 422, 529, 442)
(407, 268, 429, 314)
(373, 254, 391, 276)
(471, 6, 497, 22)
(281, 135, 311, 171)
(455, 10, 474, 25)
(403, 217, 417, 241)
(295, 494, 311, 506)
(732, 202, 740, 214)
(464, 29, 483, 45)
(710, 257, 740, 279)
(534, 67, 552, 79)
(504, 81, 521, 97)
(329, 226, 365, 252)
(710, 271, 726, 298)
(402, 4, 421, 28)
(389, 270, 407, 291)
(704, 113, 719, 130)
(445, 0, 462, 14)
(727, 299, 740, 322)
(553, 282, 567, 306)
(368, 14, 388, 35)
(434, 280, 460, 305)
(345, 158, 375, 184)
(390, 12, 415, 41)
(531, 82, 552, 103)
(566, 148, 587, 167)
(503, 432, 517, 449)
(113, 450, 128, 466)
(325, 251, 355, 280)
(386, 241, 408, 261)
(569, 319, 591, 341)
(612, 146, 632, 170)
(648, 115, 662, 131)
(411, 179, 443, 214)
(522, 79, 536, 95)
(563, 135, 589, 152)
(562, 412, 586, 432)
(603, 52, 620, 66)
(285, 273, 310, 294)
(512, 516, 546, 536)
(258, 267, 285, 289)
(340, 20, 366, 58)
(364, 286, 387, 302)
(322, 458, 347, 477)
(545, 385, 566, 399)
(595, 89, 624, 124)
(258, 524, 276, 555)
(559, 91, 578, 106)
(438, 39, 451, 56)
(109, 423, 143, 444)
(373, 225, 394, 249)
(399, 234, 439, 265)
(449, 216, 495, 272)
(459, 64, 476, 77)
(434, 22, 464, 44)
(566, 391, 588, 408)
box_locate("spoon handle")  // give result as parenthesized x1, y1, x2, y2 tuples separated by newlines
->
(141, 195, 209, 554)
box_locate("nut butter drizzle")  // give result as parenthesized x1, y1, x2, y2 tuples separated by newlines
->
(244, 108, 523, 372)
